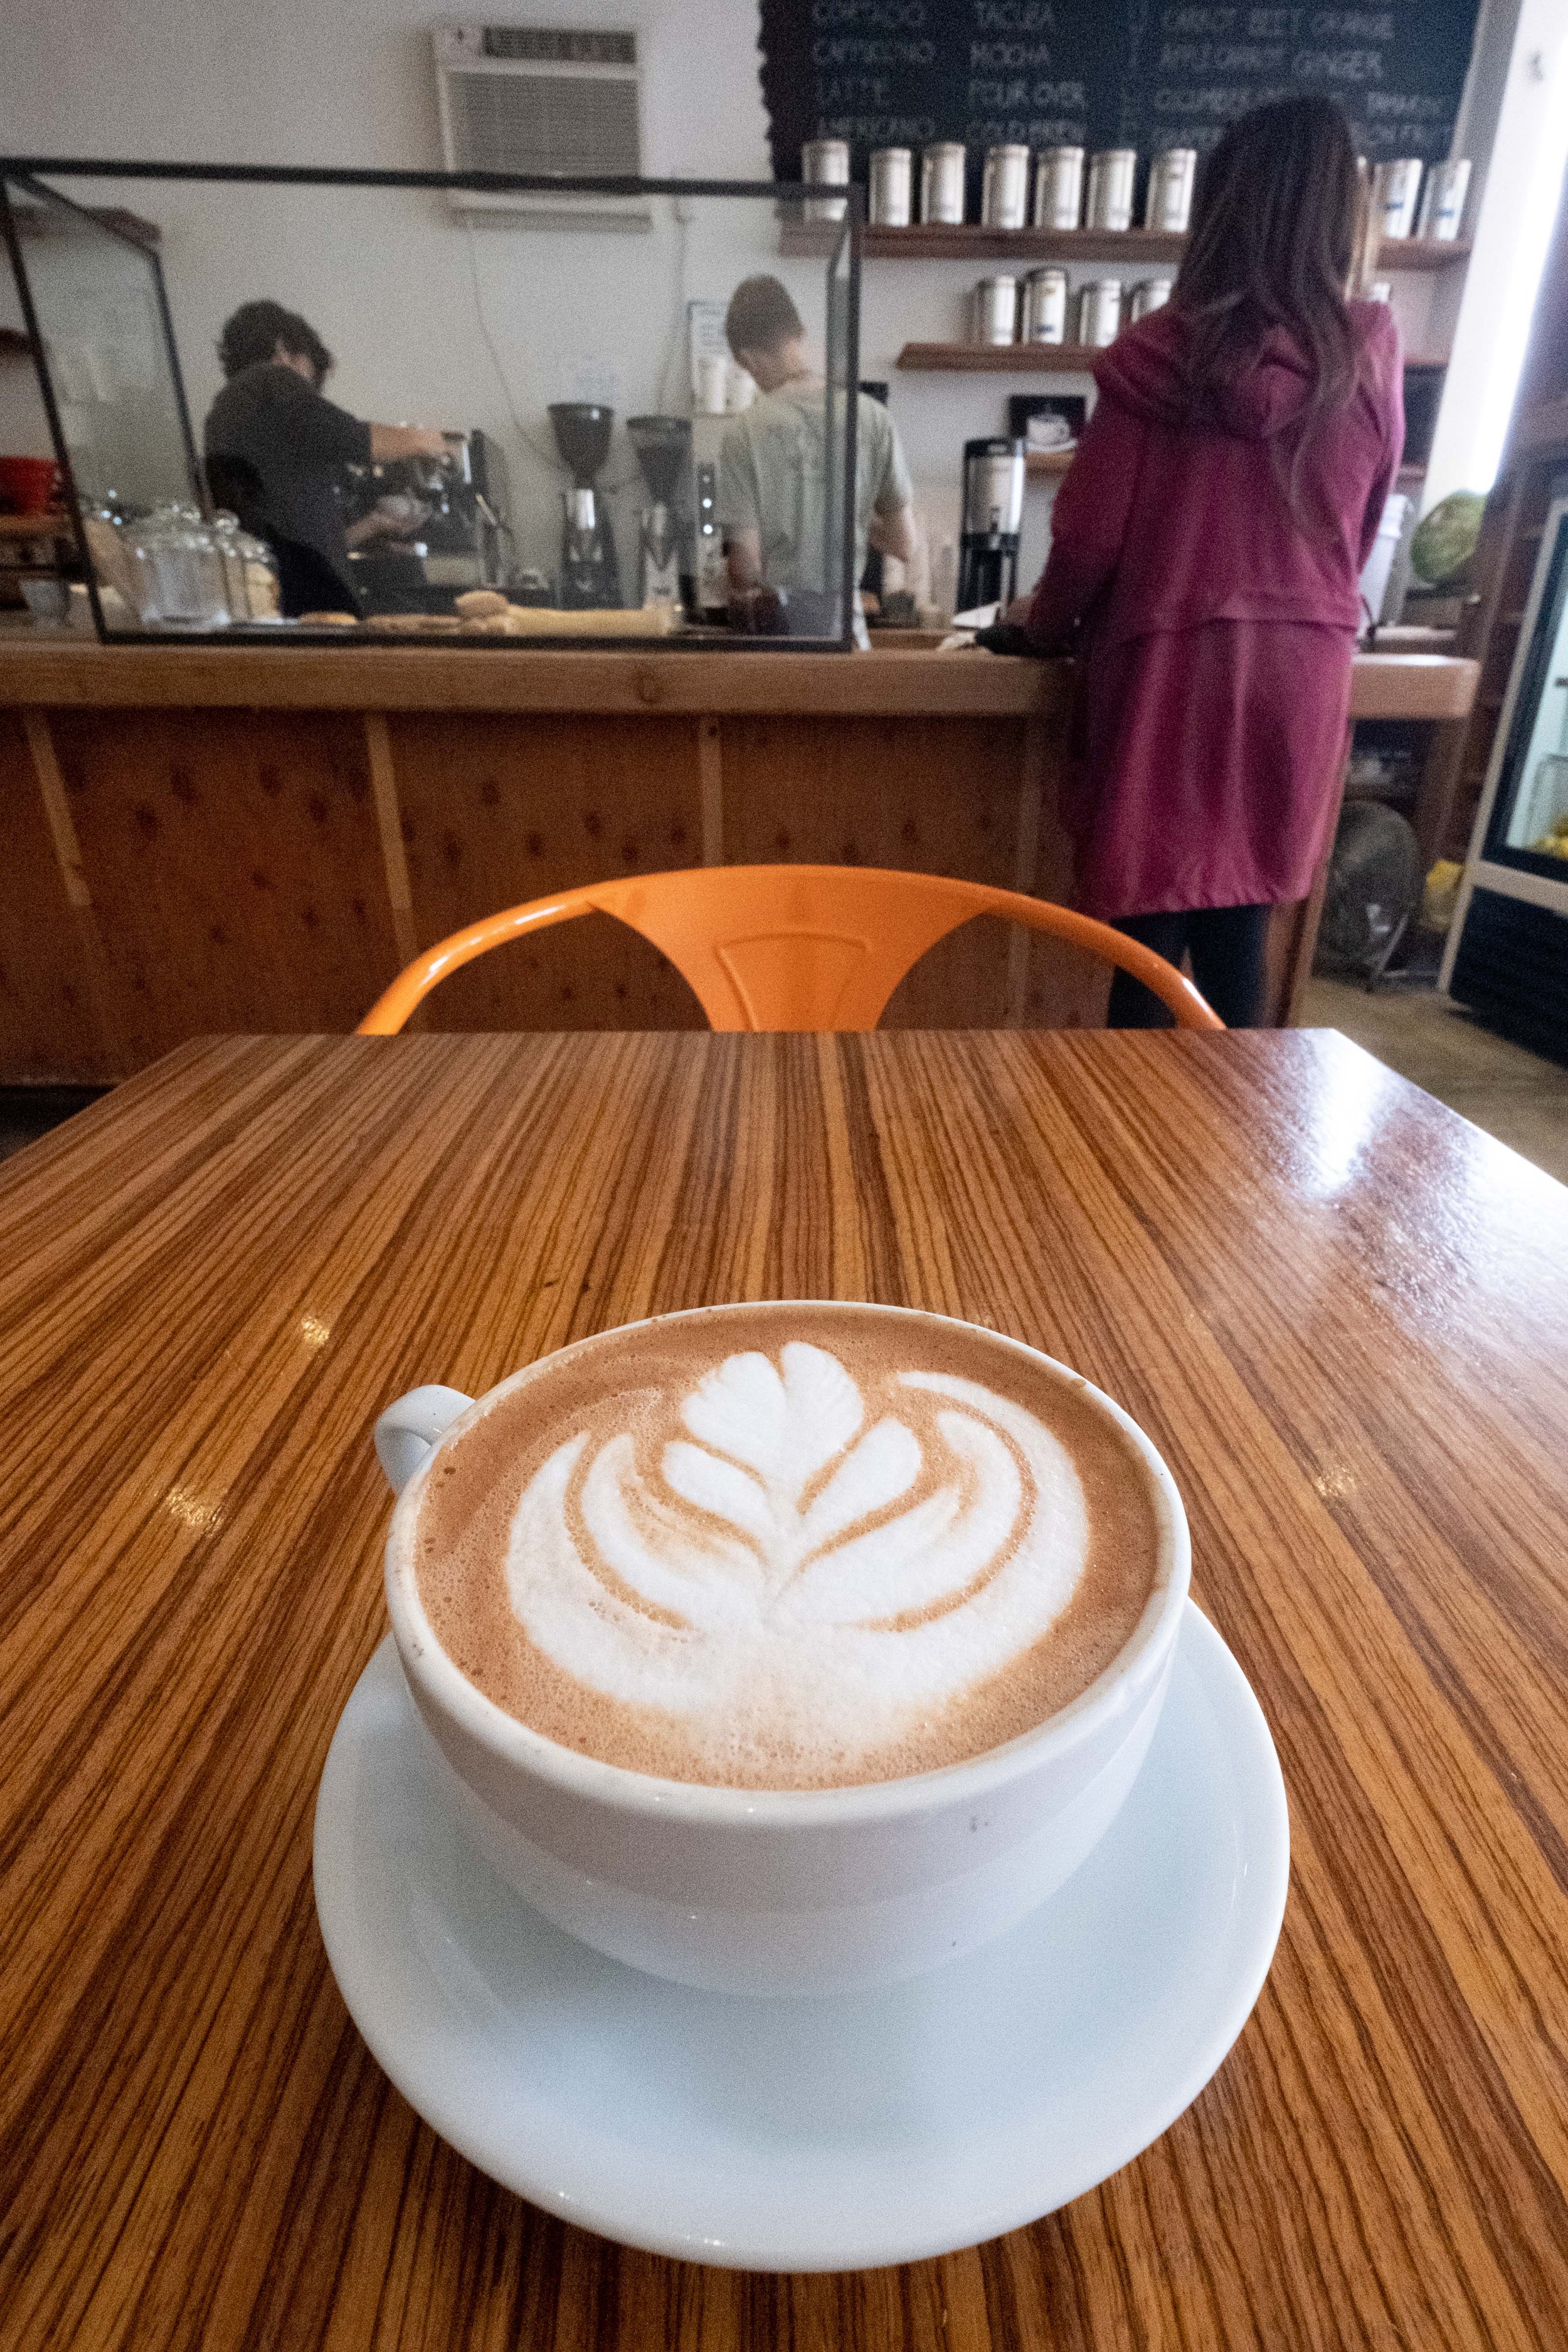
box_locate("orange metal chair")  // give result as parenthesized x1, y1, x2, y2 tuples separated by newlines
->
(358, 865, 1224, 1034)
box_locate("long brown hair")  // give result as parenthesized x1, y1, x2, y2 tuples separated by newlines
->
(1172, 97, 1369, 481)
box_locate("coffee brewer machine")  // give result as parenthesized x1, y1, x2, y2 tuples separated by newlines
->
(956, 437, 1025, 613)
(548, 402, 620, 608)
(627, 415, 691, 612)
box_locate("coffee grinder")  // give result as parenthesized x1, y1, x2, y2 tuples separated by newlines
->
(627, 415, 691, 612)
(548, 401, 620, 608)
(955, 437, 1025, 613)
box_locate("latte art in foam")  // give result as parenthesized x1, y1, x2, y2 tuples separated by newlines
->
(507, 1342, 1088, 1762)
(411, 1305, 1161, 1788)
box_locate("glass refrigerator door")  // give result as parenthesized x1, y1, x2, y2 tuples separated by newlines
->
(1486, 493, 1568, 874)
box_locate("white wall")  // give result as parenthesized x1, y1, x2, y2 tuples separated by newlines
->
(3, 0, 1556, 585)
(1424, 0, 1568, 506)
(1, 0, 1041, 585)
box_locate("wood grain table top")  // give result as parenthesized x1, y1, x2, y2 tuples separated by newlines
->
(2, 1029, 1564, 2351)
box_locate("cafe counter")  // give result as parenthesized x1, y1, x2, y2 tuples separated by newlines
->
(0, 639, 1478, 1084)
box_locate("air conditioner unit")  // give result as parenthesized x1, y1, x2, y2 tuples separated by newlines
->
(433, 22, 650, 229)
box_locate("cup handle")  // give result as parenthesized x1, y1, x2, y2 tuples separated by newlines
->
(374, 1385, 474, 1495)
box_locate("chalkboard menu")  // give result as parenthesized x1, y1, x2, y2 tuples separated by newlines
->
(760, 1, 1481, 207)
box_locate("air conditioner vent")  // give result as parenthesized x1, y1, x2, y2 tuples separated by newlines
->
(449, 66, 639, 178)
(479, 27, 635, 65)
(433, 22, 649, 226)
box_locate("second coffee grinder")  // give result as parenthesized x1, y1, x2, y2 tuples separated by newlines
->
(627, 415, 692, 612)
(548, 401, 620, 608)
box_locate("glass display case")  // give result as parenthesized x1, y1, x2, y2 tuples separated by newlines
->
(1483, 489, 1568, 872)
(1, 162, 861, 648)
(1445, 475, 1568, 1062)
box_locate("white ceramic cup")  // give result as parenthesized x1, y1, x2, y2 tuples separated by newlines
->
(377, 1303, 1191, 1996)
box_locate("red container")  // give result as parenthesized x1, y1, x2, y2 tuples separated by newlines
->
(0, 456, 63, 515)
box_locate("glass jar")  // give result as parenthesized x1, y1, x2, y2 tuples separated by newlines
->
(209, 511, 251, 619)
(128, 502, 230, 628)
(237, 526, 280, 620)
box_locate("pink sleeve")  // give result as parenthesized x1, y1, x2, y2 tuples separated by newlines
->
(1024, 392, 1145, 647)
(1355, 308, 1406, 571)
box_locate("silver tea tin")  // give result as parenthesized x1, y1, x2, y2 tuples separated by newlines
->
(1032, 146, 1084, 230)
(1078, 279, 1123, 347)
(974, 275, 1019, 344)
(1415, 157, 1470, 240)
(981, 144, 1031, 230)
(1144, 148, 1196, 233)
(1086, 149, 1136, 232)
(1371, 157, 1422, 240)
(921, 142, 968, 226)
(868, 146, 913, 227)
(802, 139, 850, 223)
(1021, 266, 1069, 343)
(1128, 277, 1172, 321)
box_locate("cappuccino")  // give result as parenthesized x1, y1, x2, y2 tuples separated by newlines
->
(411, 1305, 1160, 1790)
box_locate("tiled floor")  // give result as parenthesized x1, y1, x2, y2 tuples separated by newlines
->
(1300, 977, 1568, 1187)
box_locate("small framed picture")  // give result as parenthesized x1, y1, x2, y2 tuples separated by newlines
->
(1008, 393, 1087, 453)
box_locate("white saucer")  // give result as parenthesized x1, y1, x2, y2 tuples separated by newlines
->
(314, 1606, 1288, 2272)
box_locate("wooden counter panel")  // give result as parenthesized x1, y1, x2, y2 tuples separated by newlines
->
(721, 715, 1025, 1027)
(389, 712, 706, 1033)
(0, 644, 1061, 719)
(0, 711, 114, 1083)
(48, 708, 403, 1066)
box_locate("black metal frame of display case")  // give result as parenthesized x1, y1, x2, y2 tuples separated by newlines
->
(0, 157, 863, 653)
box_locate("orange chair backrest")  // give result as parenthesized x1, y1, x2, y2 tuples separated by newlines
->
(358, 864, 1224, 1034)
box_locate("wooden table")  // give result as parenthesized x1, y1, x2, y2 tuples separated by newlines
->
(3, 1029, 1565, 2349)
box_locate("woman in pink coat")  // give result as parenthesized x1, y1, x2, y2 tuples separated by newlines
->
(1019, 97, 1404, 1025)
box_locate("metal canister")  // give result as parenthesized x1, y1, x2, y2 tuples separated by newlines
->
(1416, 157, 1470, 240)
(869, 146, 913, 227)
(1085, 149, 1136, 231)
(1144, 148, 1196, 232)
(973, 275, 1018, 345)
(1032, 146, 1084, 230)
(1020, 266, 1069, 343)
(1128, 278, 1171, 322)
(921, 142, 967, 225)
(1371, 157, 1422, 240)
(802, 138, 850, 223)
(1078, 279, 1123, 347)
(982, 144, 1030, 230)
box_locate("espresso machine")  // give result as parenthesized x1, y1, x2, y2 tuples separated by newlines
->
(627, 415, 691, 612)
(956, 437, 1025, 613)
(342, 428, 510, 612)
(548, 403, 620, 608)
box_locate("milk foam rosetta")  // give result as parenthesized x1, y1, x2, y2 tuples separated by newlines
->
(413, 1309, 1160, 1789)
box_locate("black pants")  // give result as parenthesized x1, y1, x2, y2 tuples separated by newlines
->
(1106, 904, 1270, 1029)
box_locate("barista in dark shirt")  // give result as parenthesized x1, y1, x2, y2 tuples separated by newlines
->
(203, 301, 447, 615)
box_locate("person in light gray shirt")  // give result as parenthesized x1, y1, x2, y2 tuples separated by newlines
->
(719, 275, 916, 644)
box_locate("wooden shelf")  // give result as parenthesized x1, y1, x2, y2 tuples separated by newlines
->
(903, 343, 1457, 374)
(0, 513, 71, 541)
(1025, 448, 1074, 477)
(898, 342, 1102, 373)
(782, 221, 1470, 271)
(901, 341, 1451, 374)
